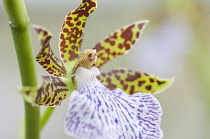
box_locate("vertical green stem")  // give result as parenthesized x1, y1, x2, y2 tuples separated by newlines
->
(2, 0, 40, 139)
(40, 107, 56, 130)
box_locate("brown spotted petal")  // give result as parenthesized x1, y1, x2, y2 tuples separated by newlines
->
(92, 20, 149, 68)
(33, 25, 66, 77)
(97, 68, 174, 94)
(18, 76, 75, 106)
(59, 0, 97, 70)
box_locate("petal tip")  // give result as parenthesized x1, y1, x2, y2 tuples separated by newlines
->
(142, 19, 150, 24)
(31, 24, 53, 36)
(153, 77, 175, 95)
(136, 20, 150, 30)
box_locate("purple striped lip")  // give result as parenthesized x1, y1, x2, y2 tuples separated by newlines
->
(64, 67, 163, 139)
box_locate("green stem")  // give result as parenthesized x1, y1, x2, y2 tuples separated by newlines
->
(2, 0, 40, 139)
(40, 107, 56, 130)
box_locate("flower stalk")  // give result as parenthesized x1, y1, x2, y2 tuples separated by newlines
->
(40, 107, 55, 130)
(2, 0, 40, 139)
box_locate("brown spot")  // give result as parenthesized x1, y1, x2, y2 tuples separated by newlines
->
(43, 30, 48, 36)
(138, 73, 142, 78)
(125, 72, 141, 82)
(63, 60, 67, 63)
(118, 43, 123, 49)
(131, 40, 135, 45)
(76, 21, 82, 26)
(88, 53, 92, 57)
(121, 24, 134, 43)
(119, 69, 125, 73)
(66, 21, 74, 27)
(51, 97, 55, 103)
(25, 91, 30, 95)
(136, 32, 140, 38)
(55, 101, 60, 105)
(130, 86, 135, 94)
(112, 69, 118, 74)
(90, 2, 96, 8)
(43, 35, 51, 44)
(82, 22, 86, 28)
(35, 28, 42, 34)
(107, 72, 112, 76)
(56, 79, 67, 86)
(45, 97, 51, 105)
(150, 78, 154, 83)
(43, 95, 48, 102)
(106, 78, 111, 83)
(106, 78, 117, 90)
(93, 43, 104, 51)
(123, 84, 128, 90)
(109, 41, 115, 46)
(63, 28, 69, 33)
(114, 74, 120, 80)
(60, 34, 64, 39)
(145, 85, 152, 90)
(66, 16, 72, 21)
(104, 38, 110, 43)
(112, 32, 118, 39)
(138, 81, 145, 86)
(100, 73, 106, 77)
(60, 42, 68, 53)
(125, 43, 131, 50)
(105, 49, 111, 54)
(112, 52, 117, 56)
(74, 17, 79, 21)
(138, 23, 145, 29)
(157, 80, 166, 85)
(144, 73, 149, 76)
(68, 50, 79, 61)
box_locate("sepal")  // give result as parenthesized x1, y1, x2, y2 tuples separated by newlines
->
(33, 25, 66, 77)
(18, 76, 75, 106)
(92, 20, 149, 68)
(59, 0, 97, 70)
(97, 68, 174, 94)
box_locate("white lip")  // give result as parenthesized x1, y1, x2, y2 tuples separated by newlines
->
(75, 66, 100, 88)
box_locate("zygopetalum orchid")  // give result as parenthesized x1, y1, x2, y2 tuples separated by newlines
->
(19, 0, 173, 138)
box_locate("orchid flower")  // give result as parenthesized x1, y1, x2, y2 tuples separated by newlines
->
(19, 0, 173, 138)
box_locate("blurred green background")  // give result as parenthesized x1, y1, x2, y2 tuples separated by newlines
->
(1, 0, 210, 138)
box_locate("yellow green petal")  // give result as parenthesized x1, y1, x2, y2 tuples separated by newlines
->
(33, 25, 66, 77)
(18, 76, 75, 106)
(92, 20, 149, 68)
(59, 0, 97, 70)
(97, 68, 174, 94)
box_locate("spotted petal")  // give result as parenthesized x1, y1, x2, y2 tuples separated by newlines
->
(92, 20, 148, 68)
(33, 25, 66, 77)
(97, 68, 173, 94)
(18, 76, 74, 106)
(64, 67, 163, 139)
(59, 0, 97, 70)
